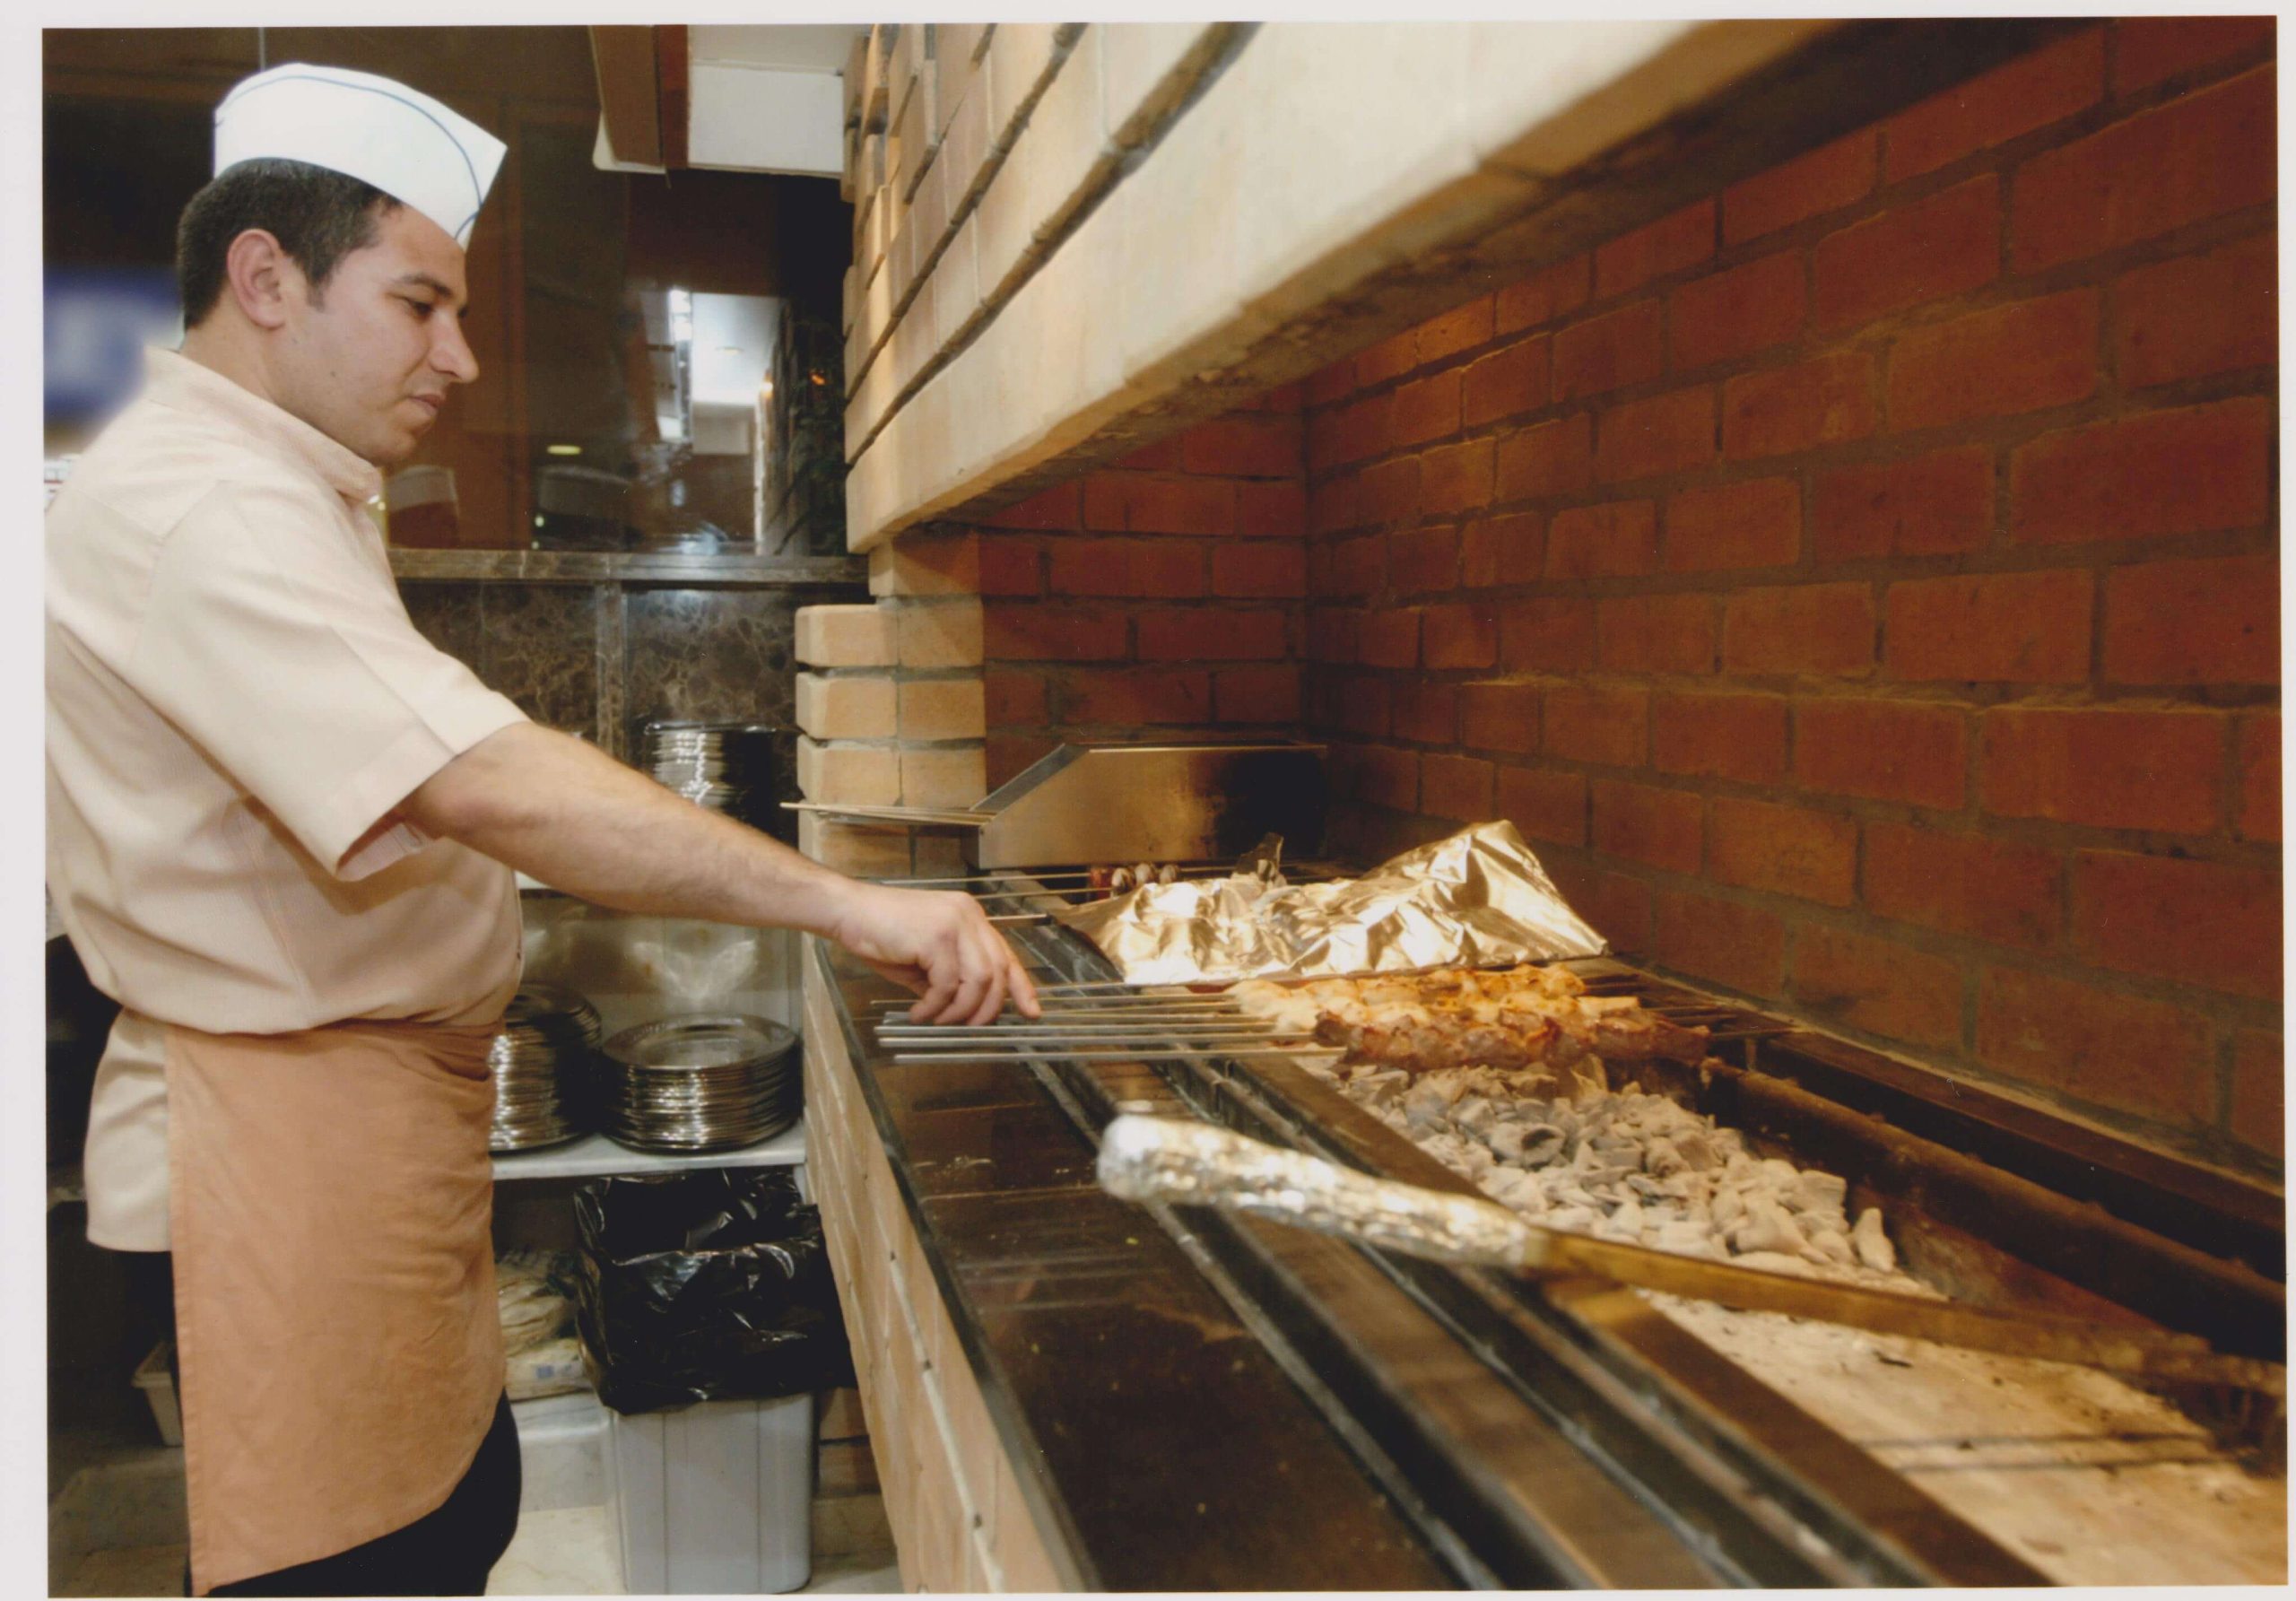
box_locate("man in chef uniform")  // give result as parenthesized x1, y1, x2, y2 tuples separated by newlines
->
(45, 63, 1035, 1597)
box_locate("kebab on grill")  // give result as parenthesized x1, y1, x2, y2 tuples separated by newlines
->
(1230, 962, 1710, 1076)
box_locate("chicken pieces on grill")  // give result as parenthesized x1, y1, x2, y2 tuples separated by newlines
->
(1231, 963, 1710, 1077)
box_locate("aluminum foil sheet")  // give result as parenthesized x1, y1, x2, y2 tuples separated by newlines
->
(1055, 820, 1607, 986)
(1097, 1114, 1536, 1269)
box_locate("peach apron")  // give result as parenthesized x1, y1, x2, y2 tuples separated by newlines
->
(165, 1018, 505, 1596)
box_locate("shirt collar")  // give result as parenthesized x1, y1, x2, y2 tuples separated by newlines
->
(141, 346, 386, 505)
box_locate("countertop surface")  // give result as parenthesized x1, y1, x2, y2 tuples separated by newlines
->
(811, 937, 1456, 1592)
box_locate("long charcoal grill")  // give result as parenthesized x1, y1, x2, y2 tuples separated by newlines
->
(831, 860, 2283, 1588)
(818, 742, 2282, 1585)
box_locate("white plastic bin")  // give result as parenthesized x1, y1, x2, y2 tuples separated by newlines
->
(131, 1340, 183, 1447)
(604, 1391, 814, 1594)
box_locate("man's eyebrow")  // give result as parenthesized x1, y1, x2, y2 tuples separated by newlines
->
(390, 272, 465, 309)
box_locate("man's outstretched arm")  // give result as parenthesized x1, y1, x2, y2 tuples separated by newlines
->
(398, 722, 1037, 1024)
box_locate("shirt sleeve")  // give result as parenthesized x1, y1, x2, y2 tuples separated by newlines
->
(126, 480, 529, 881)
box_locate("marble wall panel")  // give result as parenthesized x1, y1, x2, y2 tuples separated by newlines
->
(625, 587, 800, 733)
(400, 581, 601, 736)
(479, 585, 600, 735)
(401, 582, 484, 671)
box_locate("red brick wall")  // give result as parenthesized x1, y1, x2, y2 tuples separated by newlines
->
(970, 387, 1309, 787)
(1299, 20, 2282, 1175)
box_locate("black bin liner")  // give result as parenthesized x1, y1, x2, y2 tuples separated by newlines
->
(573, 1168, 855, 1414)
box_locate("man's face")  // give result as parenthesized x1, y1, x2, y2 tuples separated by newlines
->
(269, 204, 479, 467)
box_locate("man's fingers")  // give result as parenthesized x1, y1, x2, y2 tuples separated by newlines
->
(964, 961, 1008, 1027)
(907, 962, 959, 1022)
(867, 892, 1035, 1023)
(861, 956, 928, 993)
(1004, 953, 1041, 1018)
(963, 918, 1018, 1024)
(935, 968, 991, 1026)
(910, 921, 982, 1022)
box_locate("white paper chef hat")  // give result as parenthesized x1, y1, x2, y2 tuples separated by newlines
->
(213, 64, 507, 248)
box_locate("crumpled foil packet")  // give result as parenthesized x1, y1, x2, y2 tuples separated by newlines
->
(1097, 1114, 1535, 1268)
(1054, 820, 1607, 986)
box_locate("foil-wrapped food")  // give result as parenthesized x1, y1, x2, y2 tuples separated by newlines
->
(1097, 1113, 1543, 1269)
(1054, 820, 1606, 986)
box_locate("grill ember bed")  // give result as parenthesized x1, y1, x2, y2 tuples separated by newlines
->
(814, 855, 2283, 1588)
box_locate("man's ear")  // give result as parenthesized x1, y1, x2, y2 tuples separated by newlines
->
(223, 229, 299, 331)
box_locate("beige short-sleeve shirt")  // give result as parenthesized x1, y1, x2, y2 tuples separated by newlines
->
(47, 348, 528, 1249)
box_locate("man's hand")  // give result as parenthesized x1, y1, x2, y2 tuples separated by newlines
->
(827, 882, 1041, 1025)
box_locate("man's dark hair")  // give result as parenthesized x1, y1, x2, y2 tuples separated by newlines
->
(176, 159, 402, 327)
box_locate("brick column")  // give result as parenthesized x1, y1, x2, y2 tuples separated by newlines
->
(796, 528, 987, 877)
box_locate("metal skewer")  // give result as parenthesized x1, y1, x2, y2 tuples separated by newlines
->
(876, 1012, 1278, 1032)
(879, 1028, 1307, 1045)
(868, 996, 1242, 1014)
(891, 1048, 1338, 1066)
(867, 1005, 1257, 1020)
(878, 1014, 1253, 1029)
(1033, 979, 1169, 994)
(876, 1014, 1262, 1031)
(875, 871, 1102, 887)
(871, 1015, 1253, 1032)
(952, 890, 1091, 904)
(870, 990, 1232, 1005)
(964, 1001, 1243, 1013)
(1039, 1001, 1241, 1009)
(874, 866, 1251, 889)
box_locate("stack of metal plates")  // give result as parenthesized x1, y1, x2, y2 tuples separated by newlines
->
(596, 1013, 802, 1153)
(639, 720, 796, 843)
(489, 982, 604, 1152)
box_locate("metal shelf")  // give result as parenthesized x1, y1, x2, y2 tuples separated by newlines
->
(49, 1130, 808, 1198)
(491, 1118, 805, 1182)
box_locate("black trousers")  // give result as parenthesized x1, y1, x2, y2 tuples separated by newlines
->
(202, 1392, 522, 1597)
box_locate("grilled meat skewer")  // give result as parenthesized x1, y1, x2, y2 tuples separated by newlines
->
(1314, 1011, 1564, 1074)
(1238, 962, 1710, 1075)
(1573, 1009, 1712, 1065)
